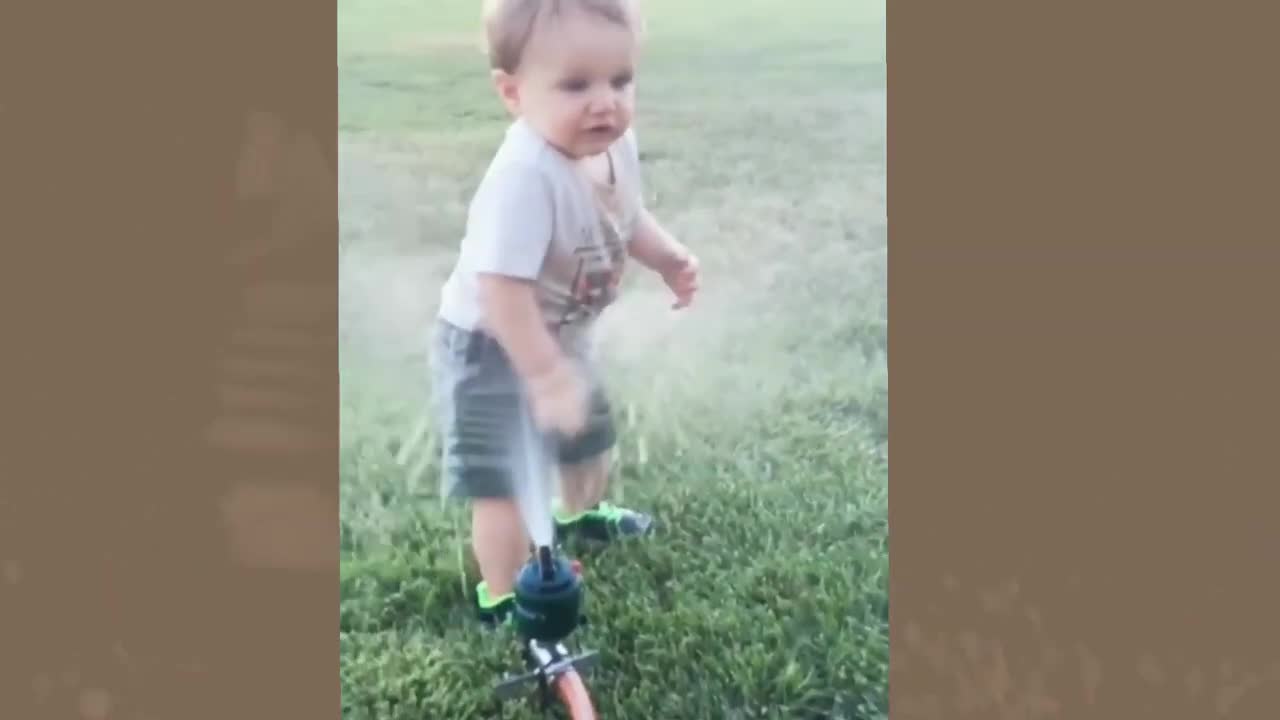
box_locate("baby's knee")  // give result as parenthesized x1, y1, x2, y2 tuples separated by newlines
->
(561, 451, 610, 477)
(472, 496, 521, 519)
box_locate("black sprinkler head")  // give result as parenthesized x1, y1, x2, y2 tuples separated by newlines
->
(513, 545, 583, 643)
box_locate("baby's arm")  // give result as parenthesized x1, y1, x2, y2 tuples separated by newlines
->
(628, 208, 691, 276)
(630, 208, 700, 309)
(468, 165, 587, 433)
(618, 129, 687, 272)
(478, 275, 586, 434)
(620, 130, 700, 308)
(478, 275, 568, 381)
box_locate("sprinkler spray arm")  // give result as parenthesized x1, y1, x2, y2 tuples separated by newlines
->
(538, 545, 556, 582)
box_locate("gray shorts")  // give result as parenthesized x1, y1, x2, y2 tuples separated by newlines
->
(429, 318, 617, 499)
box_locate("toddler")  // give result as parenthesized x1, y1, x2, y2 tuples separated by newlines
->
(431, 0, 700, 626)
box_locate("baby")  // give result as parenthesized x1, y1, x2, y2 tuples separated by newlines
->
(431, 0, 700, 627)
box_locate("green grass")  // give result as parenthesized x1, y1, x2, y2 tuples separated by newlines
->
(339, 0, 887, 717)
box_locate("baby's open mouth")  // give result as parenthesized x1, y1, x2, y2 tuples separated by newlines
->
(586, 124, 615, 135)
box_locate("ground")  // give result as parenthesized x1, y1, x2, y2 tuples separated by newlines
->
(338, 0, 888, 717)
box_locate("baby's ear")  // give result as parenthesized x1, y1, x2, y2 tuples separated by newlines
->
(491, 69, 521, 115)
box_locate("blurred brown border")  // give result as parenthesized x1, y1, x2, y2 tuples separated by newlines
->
(889, 2, 1280, 718)
(6, 0, 1280, 717)
(1, 1, 338, 718)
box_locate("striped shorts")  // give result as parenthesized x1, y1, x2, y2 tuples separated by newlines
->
(429, 318, 617, 499)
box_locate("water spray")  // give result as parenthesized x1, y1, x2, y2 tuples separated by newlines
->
(493, 397, 599, 718)
(509, 395, 584, 644)
(511, 393, 555, 548)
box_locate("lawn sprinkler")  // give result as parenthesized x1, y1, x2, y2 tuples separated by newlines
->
(493, 401, 602, 718)
(494, 544, 601, 719)
(515, 544, 584, 642)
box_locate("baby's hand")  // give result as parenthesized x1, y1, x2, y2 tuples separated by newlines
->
(662, 251, 701, 310)
(526, 359, 589, 436)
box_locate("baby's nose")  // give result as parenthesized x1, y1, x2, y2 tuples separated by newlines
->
(588, 87, 617, 113)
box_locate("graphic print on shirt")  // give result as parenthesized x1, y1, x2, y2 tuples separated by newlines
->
(556, 220, 626, 328)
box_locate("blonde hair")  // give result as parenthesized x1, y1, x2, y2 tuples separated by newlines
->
(481, 0, 642, 74)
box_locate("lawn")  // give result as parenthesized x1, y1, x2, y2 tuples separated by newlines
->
(338, 0, 888, 717)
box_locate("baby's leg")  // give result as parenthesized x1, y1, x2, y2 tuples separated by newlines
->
(559, 452, 610, 515)
(471, 498, 529, 598)
(552, 386, 653, 540)
(555, 385, 616, 515)
(430, 320, 533, 623)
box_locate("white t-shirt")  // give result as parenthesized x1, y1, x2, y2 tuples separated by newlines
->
(438, 118, 645, 344)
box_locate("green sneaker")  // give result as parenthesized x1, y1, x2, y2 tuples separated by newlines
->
(555, 501, 654, 542)
(475, 581, 515, 629)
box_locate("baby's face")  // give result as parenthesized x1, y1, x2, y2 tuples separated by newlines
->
(500, 9, 638, 159)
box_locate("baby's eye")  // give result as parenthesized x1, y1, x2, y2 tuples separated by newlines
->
(558, 78, 590, 93)
(611, 72, 634, 89)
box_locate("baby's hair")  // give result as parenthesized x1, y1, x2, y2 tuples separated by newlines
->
(481, 0, 642, 74)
